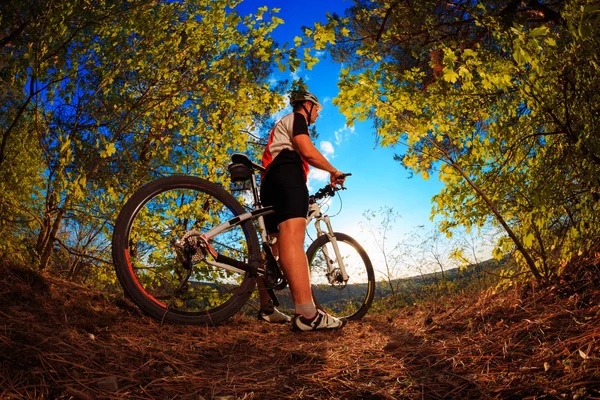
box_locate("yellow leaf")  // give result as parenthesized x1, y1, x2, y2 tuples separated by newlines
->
(100, 143, 117, 158)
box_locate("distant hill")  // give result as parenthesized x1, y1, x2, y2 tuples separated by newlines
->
(271, 258, 507, 311)
(375, 257, 506, 298)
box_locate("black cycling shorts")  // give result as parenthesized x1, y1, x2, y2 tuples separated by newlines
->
(260, 159, 308, 234)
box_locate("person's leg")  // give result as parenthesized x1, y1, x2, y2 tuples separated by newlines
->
(257, 158, 343, 330)
(256, 279, 272, 308)
(276, 213, 345, 331)
(277, 222, 346, 331)
(257, 233, 279, 308)
(256, 233, 291, 323)
(277, 217, 317, 317)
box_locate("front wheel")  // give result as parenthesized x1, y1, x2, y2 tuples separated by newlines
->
(306, 232, 375, 321)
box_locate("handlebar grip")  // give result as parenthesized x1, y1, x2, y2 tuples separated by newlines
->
(309, 174, 351, 202)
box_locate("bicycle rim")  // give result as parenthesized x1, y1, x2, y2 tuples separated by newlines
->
(113, 176, 257, 325)
(307, 232, 375, 321)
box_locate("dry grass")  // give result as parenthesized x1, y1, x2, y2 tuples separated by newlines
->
(1, 258, 600, 399)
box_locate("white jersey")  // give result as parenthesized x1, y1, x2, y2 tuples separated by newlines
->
(261, 112, 310, 179)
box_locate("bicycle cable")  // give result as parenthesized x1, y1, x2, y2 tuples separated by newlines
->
(328, 189, 344, 218)
(307, 198, 331, 244)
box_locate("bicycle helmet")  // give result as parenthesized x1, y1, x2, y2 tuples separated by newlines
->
(290, 89, 322, 111)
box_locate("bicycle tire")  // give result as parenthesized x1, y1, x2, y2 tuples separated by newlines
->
(306, 232, 375, 321)
(112, 175, 259, 325)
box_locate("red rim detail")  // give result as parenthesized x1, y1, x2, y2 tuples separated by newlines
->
(125, 247, 166, 308)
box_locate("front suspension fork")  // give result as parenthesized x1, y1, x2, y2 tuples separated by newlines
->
(314, 217, 349, 283)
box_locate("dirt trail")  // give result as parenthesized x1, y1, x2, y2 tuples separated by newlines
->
(1, 260, 599, 399)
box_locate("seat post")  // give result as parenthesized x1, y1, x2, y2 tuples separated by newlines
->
(229, 153, 264, 209)
(250, 174, 261, 209)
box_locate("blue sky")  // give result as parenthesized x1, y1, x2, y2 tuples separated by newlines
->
(236, 1, 454, 277)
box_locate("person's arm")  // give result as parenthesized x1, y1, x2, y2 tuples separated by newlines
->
(293, 134, 335, 173)
(293, 134, 346, 187)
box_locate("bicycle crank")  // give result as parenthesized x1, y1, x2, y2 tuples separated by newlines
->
(262, 243, 287, 290)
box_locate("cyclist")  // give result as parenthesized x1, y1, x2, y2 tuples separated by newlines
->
(257, 89, 348, 331)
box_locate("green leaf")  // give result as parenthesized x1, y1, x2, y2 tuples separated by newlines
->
(442, 67, 459, 83)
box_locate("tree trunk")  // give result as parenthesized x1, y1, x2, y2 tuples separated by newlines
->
(67, 257, 81, 280)
(449, 160, 543, 281)
(38, 208, 64, 270)
(429, 136, 543, 281)
(35, 215, 51, 258)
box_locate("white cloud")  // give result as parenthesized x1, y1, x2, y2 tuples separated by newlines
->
(334, 124, 356, 146)
(307, 168, 329, 192)
(241, 190, 255, 206)
(271, 103, 292, 122)
(290, 68, 301, 82)
(319, 141, 334, 158)
(290, 67, 314, 83)
(314, 50, 326, 59)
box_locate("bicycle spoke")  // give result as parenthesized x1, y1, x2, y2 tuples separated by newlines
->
(115, 179, 257, 321)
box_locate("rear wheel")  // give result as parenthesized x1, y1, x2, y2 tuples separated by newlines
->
(112, 175, 259, 325)
(306, 232, 375, 320)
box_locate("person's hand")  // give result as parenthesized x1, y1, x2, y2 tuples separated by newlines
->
(330, 170, 346, 189)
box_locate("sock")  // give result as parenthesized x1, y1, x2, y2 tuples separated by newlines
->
(295, 302, 317, 319)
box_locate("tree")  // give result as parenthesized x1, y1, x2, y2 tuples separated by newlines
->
(307, 0, 600, 280)
(1, 1, 293, 277)
(361, 206, 406, 303)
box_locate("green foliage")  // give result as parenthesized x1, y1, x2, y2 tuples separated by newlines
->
(314, 0, 600, 280)
(0, 1, 293, 280)
(0, 123, 45, 262)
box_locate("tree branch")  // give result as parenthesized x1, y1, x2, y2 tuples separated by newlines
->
(0, 76, 35, 167)
(55, 237, 111, 266)
(375, 1, 401, 44)
(0, 19, 31, 48)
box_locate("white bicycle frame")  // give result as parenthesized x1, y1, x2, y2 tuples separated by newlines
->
(198, 173, 349, 284)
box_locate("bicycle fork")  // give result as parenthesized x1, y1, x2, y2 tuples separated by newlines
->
(311, 207, 350, 284)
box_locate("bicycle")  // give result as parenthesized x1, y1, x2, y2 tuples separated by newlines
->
(111, 154, 375, 325)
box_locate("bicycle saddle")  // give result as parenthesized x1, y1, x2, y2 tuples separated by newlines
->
(231, 153, 266, 172)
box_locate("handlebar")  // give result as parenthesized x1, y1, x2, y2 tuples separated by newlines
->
(309, 173, 351, 203)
